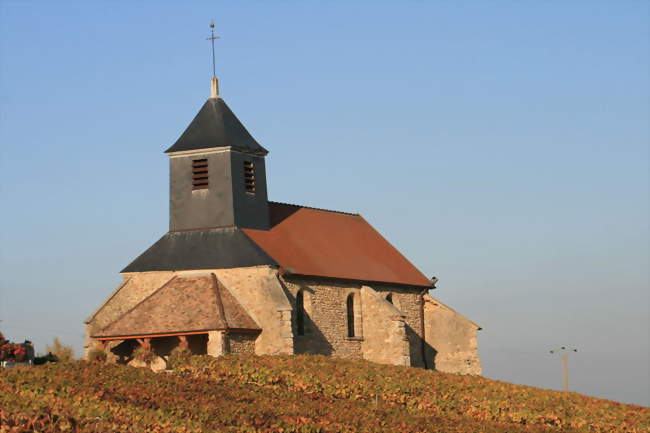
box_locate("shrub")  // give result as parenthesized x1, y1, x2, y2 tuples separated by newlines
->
(33, 352, 59, 365)
(167, 346, 192, 369)
(132, 346, 155, 364)
(45, 337, 75, 362)
(87, 349, 107, 363)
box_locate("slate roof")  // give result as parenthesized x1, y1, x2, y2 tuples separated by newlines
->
(121, 227, 277, 273)
(93, 274, 259, 338)
(242, 202, 433, 288)
(165, 98, 268, 155)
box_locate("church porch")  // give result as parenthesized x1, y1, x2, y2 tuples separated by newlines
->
(94, 328, 259, 370)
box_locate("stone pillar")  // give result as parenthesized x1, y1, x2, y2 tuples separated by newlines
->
(207, 331, 227, 357)
(104, 339, 123, 364)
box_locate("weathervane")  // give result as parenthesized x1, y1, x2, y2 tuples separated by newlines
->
(207, 20, 220, 78)
(207, 20, 221, 98)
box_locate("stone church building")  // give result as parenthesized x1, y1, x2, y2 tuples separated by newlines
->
(85, 76, 481, 375)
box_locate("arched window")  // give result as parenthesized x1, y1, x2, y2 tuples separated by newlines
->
(346, 294, 355, 337)
(385, 293, 393, 304)
(296, 290, 305, 336)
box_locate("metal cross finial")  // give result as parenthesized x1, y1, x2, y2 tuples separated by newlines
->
(207, 20, 220, 78)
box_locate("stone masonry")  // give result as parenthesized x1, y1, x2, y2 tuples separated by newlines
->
(281, 277, 426, 367)
(228, 333, 257, 354)
(423, 295, 482, 375)
(86, 267, 481, 375)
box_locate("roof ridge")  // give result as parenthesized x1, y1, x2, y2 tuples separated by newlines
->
(210, 273, 229, 329)
(169, 225, 237, 233)
(269, 201, 359, 216)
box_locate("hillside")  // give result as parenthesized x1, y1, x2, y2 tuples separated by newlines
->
(1, 355, 647, 433)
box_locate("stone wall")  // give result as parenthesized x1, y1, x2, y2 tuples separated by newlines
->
(282, 277, 425, 366)
(283, 278, 363, 359)
(212, 267, 292, 355)
(228, 333, 257, 354)
(423, 295, 481, 375)
(86, 267, 481, 374)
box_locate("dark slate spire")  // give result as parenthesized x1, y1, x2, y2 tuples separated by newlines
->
(165, 93, 268, 155)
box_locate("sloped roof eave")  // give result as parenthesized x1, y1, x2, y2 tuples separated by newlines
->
(282, 272, 433, 290)
(91, 327, 262, 340)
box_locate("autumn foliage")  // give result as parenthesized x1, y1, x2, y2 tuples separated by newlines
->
(1, 354, 647, 433)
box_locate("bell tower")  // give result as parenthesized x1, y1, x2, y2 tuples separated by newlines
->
(165, 76, 270, 231)
(119, 22, 277, 274)
(165, 21, 270, 231)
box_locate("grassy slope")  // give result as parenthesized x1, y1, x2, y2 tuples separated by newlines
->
(1, 354, 647, 433)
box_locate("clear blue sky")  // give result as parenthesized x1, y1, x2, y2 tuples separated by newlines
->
(1, 1, 648, 405)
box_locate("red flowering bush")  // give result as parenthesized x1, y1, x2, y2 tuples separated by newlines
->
(12, 343, 26, 362)
(0, 342, 27, 362)
(0, 343, 11, 362)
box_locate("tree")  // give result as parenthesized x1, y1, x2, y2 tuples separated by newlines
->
(46, 337, 75, 362)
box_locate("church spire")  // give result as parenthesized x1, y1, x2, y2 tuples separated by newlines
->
(207, 20, 220, 98)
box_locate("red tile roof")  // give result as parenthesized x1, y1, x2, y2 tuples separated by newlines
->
(242, 202, 432, 288)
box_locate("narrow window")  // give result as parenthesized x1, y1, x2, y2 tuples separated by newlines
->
(243, 161, 255, 194)
(386, 293, 393, 304)
(192, 159, 209, 190)
(296, 290, 305, 336)
(346, 294, 355, 337)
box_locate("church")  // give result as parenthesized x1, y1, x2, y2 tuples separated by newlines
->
(84, 73, 481, 375)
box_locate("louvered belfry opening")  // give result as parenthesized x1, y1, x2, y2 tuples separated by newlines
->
(192, 159, 209, 190)
(244, 161, 256, 194)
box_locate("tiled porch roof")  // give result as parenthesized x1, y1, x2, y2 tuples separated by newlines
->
(92, 273, 259, 339)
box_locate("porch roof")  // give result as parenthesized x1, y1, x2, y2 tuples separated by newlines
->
(92, 273, 259, 339)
